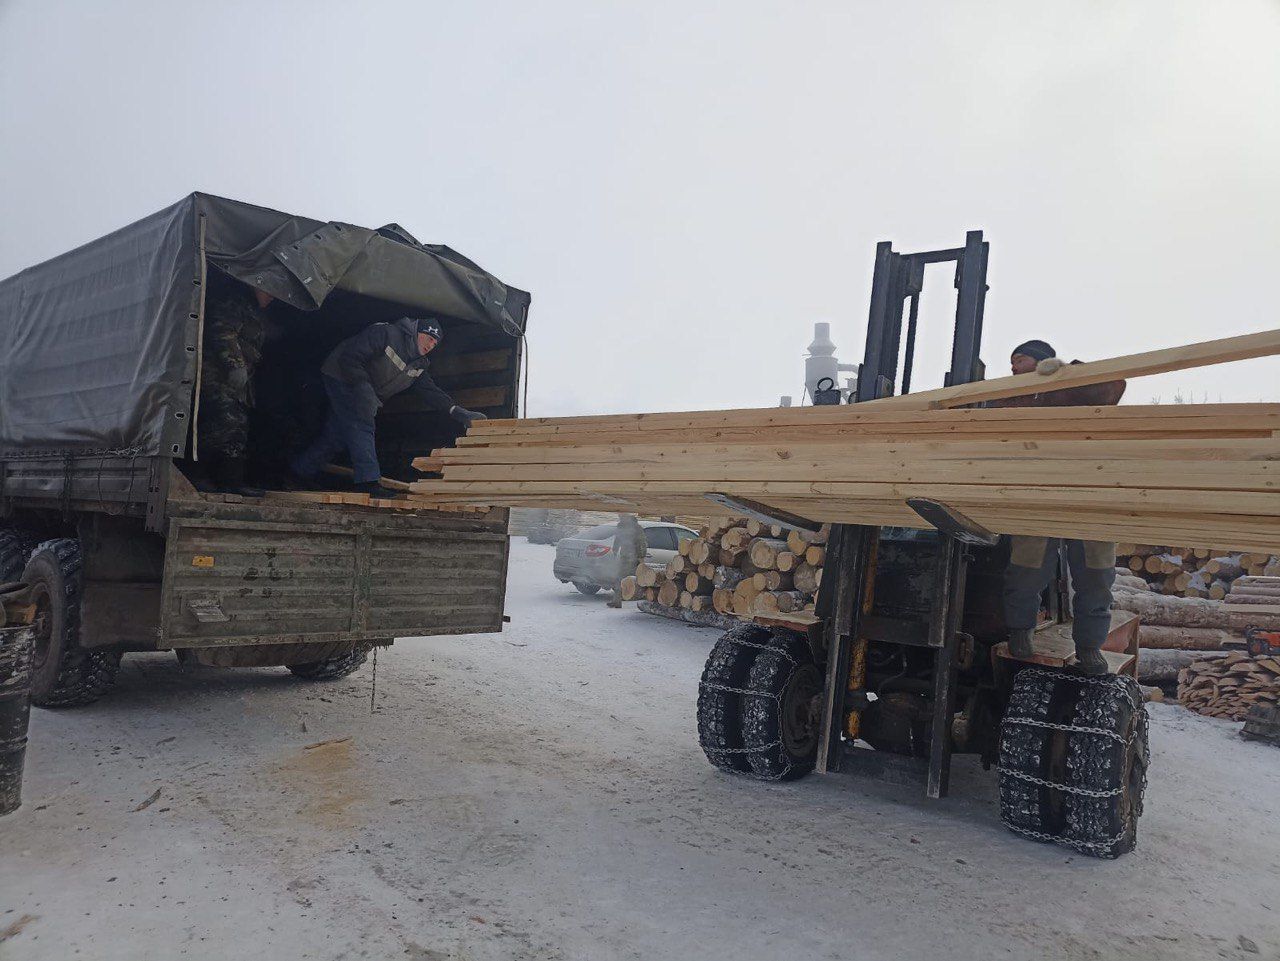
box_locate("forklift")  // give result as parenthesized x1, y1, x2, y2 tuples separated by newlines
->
(696, 232, 1150, 858)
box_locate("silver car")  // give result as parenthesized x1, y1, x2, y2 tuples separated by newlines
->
(552, 521, 698, 595)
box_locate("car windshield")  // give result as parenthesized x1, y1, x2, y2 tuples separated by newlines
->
(578, 524, 618, 541)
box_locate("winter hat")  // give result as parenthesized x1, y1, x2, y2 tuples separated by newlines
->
(1011, 339, 1056, 362)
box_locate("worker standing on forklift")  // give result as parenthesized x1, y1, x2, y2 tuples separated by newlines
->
(289, 318, 488, 497)
(995, 340, 1127, 674)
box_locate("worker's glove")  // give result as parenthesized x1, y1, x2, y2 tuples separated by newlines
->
(353, 383, 381, 422)
(1035, 357, 1064, 376)
(450, 405, 488, 426)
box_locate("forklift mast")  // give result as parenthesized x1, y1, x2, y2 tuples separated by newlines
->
(814, 230, 992, 796)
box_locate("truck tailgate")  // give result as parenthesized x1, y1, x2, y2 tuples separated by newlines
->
(160, 511, 508, 646)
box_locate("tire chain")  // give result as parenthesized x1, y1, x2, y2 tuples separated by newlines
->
(718, 629, 809, 781)
(999, 668, 1147, 857)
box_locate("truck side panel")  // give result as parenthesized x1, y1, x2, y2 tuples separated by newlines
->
(160, 508, 508, 647)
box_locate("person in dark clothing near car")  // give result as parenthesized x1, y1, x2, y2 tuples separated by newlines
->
(607, 514, 649, 608)
(199, 272, 274, 495)
(290, 318, 488, 497)
(995, 340, 1127, 674)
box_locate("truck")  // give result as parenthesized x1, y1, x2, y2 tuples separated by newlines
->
(0, 193, 529, 707)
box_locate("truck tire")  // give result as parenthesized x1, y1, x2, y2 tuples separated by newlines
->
(287, 643, 372, 681)
(998, 669, 1149, 858)
(740, 630, 822, 781)
(572, 581, 601, 596)
(0, 528, 41, 582)
(23, 539, 120, 708)
(697, 623, 769, 773)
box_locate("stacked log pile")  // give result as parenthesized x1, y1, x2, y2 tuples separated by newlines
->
(619, 517, 829, 625)
(1116, 544, 1280, 599)
(1177, 652, 1280, 720)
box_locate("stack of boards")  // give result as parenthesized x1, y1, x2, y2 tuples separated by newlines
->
(410, 401, 1280, 552)
(1177, 651, 1280, 721)
(619, 517, 828, 623)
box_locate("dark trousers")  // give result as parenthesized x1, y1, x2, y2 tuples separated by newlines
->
(1004, 536, 1117, 651)
(291, 376, 381, 484)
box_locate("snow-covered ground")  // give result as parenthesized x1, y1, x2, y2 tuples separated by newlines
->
(1, 539, 1278, 961)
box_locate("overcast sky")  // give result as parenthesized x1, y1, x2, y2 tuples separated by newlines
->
(2, 1, 1278, 416)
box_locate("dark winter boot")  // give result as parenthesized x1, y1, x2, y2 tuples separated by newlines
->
(1007, 628, 1035, 660)
(1073, 647, 1110, 676)
(354, 480, 399, 499)
(215, 457, 265, 497)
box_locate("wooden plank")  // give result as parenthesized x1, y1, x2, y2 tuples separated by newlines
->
(407, 478, 1280, 516)
(862, 328, 1280, 410)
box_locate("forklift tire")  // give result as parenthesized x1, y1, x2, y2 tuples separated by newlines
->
(287, 643, 372, 681)
(697, 624, 769, 773)
(24, 539, 121, 708)
(999, 670, 1149, 858)
(1063, 674, 1149, 859)
(998, 669, 1067, 839)
(573, 581, 601, 596)
(740, 631, 822, 781)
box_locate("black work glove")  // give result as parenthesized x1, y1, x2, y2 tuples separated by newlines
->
(449, 405, 488, 426)
(353, 382, 381, 422)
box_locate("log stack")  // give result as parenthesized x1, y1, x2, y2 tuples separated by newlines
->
(1177, 652, 1280, 721)
(1115, 544, 1280, 599)
(621, 516, 829, 625)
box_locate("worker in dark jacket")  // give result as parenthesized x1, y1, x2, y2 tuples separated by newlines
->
(997, 340, 1127, 674)
(607, 514, 649, 608)
(290, 318, 487, 497)
(199, 273, 274, 495)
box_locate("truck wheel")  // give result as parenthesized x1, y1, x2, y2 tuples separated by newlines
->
(740, 631, 822, 781)
(697, 624, 769, 773)
(24, 539, 120, 708)
(573, 581, 601, 596)
(287, 643, 372, 681)
(0, 527, 41, 582)
(999, 670, 1149, 858)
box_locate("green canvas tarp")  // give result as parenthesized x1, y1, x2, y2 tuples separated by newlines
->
(0, 192, 529, 457)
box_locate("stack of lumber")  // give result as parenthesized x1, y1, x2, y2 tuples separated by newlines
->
(1117, 544, 1280, 598)
(618, 517, 829, 625)
(1177, 652, 1280, 721)
(409, 331, 1280, 553)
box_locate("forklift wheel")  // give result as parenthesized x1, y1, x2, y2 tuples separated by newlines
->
(998, 670, 1148, 858)
(697, 624, 770, 773)
(740, 631, 822, 781)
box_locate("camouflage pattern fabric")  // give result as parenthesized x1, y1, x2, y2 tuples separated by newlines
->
(199, 286, 266, 459)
